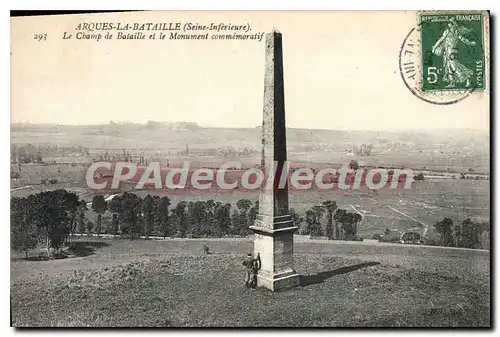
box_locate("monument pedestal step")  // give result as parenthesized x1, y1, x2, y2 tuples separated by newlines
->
(249, 225, 299, 235)
(256, 270, 300, 291)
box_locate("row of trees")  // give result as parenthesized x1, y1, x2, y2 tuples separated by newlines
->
(178, 146, 259, 158)
(291, 201, 363, 240)
(372, 217, 490, 249)
(434, 217, 490, 249)
(12, 189, 489, 259)
(11, 190, 363, 259)
(353, 144, 374, 156)
(11, 144, 90, 164)
(10, 190, 261, 258)
(97, 194, 260, 240)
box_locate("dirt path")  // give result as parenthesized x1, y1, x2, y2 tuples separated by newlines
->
(387, 205, 429, 237)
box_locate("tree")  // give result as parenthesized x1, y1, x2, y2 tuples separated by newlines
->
(233, 198, 253, 236)
(142, 195, 154, 240)
(108, 195, 123, 236)
(112, 214, 119, 238)
(290, 208, 304, 234)
(64, 192, 79, 245)
(187, 201, 208, 236)
(137, 209, 145, 238)
(332, 209, 361, 240)
(91, 195, 108, 238)
(434, 217, 454, 247)
(453, 221, 463, 247)
(349, 160, 359, 170)
(121, 193, 141, 240)
(401, 231, 421, 244)
(236, 199, 252, 215)
(172, 201, 188, 237)
(86, 220, 94, 236)
(342, 212, 362, 240)
(384, 227, 391, 242)
(157, 196, 171, 238)
(334, 209, 347, 239)
(231, 209, 244, 236)
(214, 203, 232, 236)
(453, 219, 490, 250)
(151, 196, 161, 236)
(313, 205, 325, 232)
(11, 196, 39, 259)
(11, 190, 83, 259)
(204, 200, 217, 237)
(459, 218, 486, 249)
(247, 201, 259, 226)
(352, 213, 362, 236)
(304, 210, 315, 236)
(477, 221, 490, 250)
(322, 201, 337, 239)
(35, 190, 74, 258)
(415, 173, 425, 181)
(305, 206, 324, 237)
(77, 200, 88, 235)
(360, 144, 367, 156)
(366, 144, 373, 156)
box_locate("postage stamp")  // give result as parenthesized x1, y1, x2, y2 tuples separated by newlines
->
(419, 12, 485, 92)
(399, 11, 488, 105)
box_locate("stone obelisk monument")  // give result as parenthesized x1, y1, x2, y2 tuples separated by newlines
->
(249, 29, 299, 291)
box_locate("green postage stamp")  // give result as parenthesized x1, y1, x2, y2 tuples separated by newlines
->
(420, 12, 486, 92)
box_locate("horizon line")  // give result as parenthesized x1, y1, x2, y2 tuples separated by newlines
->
(9, 121, 490, 133)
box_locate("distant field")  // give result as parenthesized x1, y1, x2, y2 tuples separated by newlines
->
(10, 238, 490, 327)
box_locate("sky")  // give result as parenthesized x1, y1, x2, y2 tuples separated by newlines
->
(11, 11, 490, 130)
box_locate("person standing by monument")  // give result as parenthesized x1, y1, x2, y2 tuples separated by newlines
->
(250, 253, 261, 288)
(242, 252, 261, 288)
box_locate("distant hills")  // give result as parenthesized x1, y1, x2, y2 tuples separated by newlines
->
(10, 121, 490, 149)
(10, 121, 490, 173)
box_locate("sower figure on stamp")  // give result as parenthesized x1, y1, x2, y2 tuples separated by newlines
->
(431, 17, 477, 88)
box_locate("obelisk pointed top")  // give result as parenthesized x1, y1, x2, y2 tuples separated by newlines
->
(271, 27, 281, 34)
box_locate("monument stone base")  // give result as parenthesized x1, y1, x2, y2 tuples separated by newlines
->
(250, 215, 299, 292)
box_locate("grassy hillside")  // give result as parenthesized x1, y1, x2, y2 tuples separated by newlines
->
(11, 238, 490, 327)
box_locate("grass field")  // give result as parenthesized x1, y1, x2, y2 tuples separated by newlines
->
(10, 238, 490, 327)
